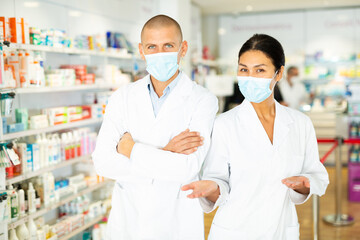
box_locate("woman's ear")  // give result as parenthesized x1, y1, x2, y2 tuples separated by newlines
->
(275, 65, 285, 82)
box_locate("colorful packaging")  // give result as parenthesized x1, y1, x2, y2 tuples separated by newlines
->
(9, 17, 23, 43)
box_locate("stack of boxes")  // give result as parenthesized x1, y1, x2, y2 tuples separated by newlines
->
(60, 65, 95, 85)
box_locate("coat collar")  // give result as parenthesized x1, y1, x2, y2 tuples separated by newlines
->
(236, 99, 294, 148)
(137, 73, 194, 121)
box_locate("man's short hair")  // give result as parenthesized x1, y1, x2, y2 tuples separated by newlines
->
(141, 15, 183, 42)
(287, 66, 298, 74)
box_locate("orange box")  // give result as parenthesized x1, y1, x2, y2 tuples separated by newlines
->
(0, 17, 10, 42)
(9, 17, 23, 43)
(21, 18, 29, 44)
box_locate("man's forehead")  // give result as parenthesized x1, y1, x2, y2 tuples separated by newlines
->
(141, 25, 182, 42)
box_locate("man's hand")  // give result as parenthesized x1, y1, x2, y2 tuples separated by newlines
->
(163, 129, 204, 155)
(117, 132, 135, 158)
(282, 176, 310, 195)
(181, 180, 220, 203)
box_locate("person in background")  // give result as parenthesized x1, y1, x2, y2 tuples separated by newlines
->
(181, 34, 329, 240)
(92, 15, 218, 240)
(279, 66, 309, 109)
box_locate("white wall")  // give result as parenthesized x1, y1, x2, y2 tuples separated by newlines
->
(217, 7, 360, 66)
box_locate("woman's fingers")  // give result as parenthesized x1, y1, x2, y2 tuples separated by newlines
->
(282, 176, 310, 189)
(181, 182, 195, 191)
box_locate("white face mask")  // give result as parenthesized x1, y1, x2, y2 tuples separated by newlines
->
(291, 76, 301, 83)
(143, 45, 182, 82)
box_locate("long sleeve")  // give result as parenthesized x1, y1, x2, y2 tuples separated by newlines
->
(199, 118, 231, 213)
(92, 89, 132, 181)
(130, 93, 218, 182)
(289, 117, 330, 204)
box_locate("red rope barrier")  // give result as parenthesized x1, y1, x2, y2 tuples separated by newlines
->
(320, 142, 338, 164)
(317, 139, 337, 143)
(343, 139, 360, 144)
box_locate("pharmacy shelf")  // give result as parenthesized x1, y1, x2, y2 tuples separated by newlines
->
(59, 214, 105, 240)
(8, 180, 112, 230)
(6, 155, 92, 185)
(2, 118, 103, 141)
(4, 43, 136, 60)
(15, 84, 122, 94)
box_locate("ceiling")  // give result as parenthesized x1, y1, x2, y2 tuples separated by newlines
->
(191, 0, 360, 15)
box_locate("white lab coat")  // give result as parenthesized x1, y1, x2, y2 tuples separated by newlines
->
(279, 80, 308, 109)
(200, 100, 329, 240)
(92, 73, 218, 240)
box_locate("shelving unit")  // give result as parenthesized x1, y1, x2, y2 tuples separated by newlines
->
(14, 84, 122, 94)
(1, 118, 103, 141)
(3, 43, 138, 60)
(8, 180, 112, 230)
(59, 214, 106, 240)
(6, 154, 92, 185)
(0, 34, 125, 239)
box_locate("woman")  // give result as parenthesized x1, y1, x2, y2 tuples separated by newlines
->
(181, 34, 329, 240)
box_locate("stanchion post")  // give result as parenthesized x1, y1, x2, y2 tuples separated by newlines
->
(313, 195, 320, 240)
(323, 137, 354, 226)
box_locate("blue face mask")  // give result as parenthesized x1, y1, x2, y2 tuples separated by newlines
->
(144, 48, 181, 82)
(237, 71, 278, 103)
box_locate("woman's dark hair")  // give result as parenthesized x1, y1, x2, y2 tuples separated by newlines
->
(238, 34, 285, 72)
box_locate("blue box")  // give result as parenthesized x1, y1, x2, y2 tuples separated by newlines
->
(2, 118, 7, 134)
(7, 123, 25, 133)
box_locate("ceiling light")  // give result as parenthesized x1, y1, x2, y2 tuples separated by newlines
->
(218, 28, 226, 35)
(23, 1, 40, 8)
(68, 10, 82, 17)
(246, 5, 253, 12)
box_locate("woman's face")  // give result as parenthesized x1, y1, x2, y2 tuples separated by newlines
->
(238, 50, 276, 78)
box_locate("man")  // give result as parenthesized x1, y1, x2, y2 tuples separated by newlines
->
(92, 15, 218, 240)
(279, 66, 309, 109)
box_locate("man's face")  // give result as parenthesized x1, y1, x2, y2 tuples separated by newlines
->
(139, 25, 186, 62)
(290, 69, 299, 79)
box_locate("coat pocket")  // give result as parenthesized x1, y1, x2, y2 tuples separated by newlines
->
(285, 224, 300, 240)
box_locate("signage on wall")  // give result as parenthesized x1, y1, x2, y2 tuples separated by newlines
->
(231, 23, 292, 32)
(325, 19, 360, 28)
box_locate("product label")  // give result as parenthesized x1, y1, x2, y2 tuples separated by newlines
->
(10, 195, 18, 218)
(7, 148, 20, 165)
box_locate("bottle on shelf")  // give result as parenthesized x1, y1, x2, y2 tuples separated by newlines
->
(16, 223, 30, 240)
(8, 52, 20, 87)
(27, 182, 36, 214)
(17, 185, 26, 217)
(8, 184, 19, 222)
(27, 218, 38, 240)
(9, 228, 19, 240)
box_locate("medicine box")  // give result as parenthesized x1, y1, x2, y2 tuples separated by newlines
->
(9, 17, 23, 43)
(349, 162, 360, 202)
(0, 17, 10, 42)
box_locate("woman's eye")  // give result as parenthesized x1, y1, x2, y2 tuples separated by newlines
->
(256, 69, 265, 73)
(239, 68, 248, 72)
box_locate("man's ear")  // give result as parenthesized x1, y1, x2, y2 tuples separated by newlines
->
(139, 43, 146, 61)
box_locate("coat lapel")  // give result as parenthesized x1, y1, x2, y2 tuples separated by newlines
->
(237, 100, 273, 149)
(273, 101, 293, 148)
(155, 73, 194, 121)
(237, 100, 294, 150)
(135, 75, 156, 123)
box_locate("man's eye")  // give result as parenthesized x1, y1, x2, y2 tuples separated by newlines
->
(240, 68, 247, 72)
(165, 44, 173, 48)
(148, 46, 155, 49)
